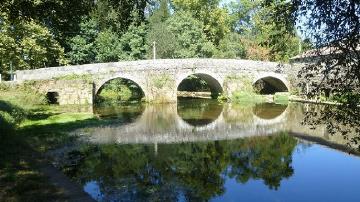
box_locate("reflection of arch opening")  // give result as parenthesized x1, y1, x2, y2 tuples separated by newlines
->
(95, 78, 145, 105)
(177, 99, 223, 126)
(253, 103, 287, 120)
(94, 104, 145, 123)
(177, 73, 223, 99)
(254, 76, 288, 95)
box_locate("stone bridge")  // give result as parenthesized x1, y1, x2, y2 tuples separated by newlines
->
(15, 59, 297, 105)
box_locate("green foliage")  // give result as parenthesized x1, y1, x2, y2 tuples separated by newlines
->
(178, 75, 210, 92)
(226, 0, 261, 33)
(172, 0, 230, 45)
(225, 0, 301, 62)
(96, 79, 144, 104)
(118, 23, 148, 60)
(0, 13, 67, 74)
(93, 0, 149, 33)
(94, 30, 122, 62)
(215, 33, 246, 58)
(231, 91, 266, 103)
(0, 99, 28, 136)
(0, 110, 16, 135)
(68, 16, 148, 64)
(147, 22, 178, 59)
(66, 17, 98, 64)
(57, 133, 297, 199)
(225, 75, 267, 103)
(149, 0, 170, 25)
(165, 11, 216, 58)
(152, 74, 173, 89)
(147, 1, 176, 59)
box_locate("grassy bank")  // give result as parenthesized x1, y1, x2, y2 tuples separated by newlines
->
(0, 84, 96, 201)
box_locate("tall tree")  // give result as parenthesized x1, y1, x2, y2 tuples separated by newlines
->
(165, 11, 216, 58)
(0, 12, 67, 75)
(146, 0, 176, 58)
(172, 0, 230, 45)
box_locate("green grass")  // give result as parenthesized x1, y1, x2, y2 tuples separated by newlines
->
(231, 91, 266, 103)
(274, 92, 290, 104)
(21, 113, 94, 128)
(0, 86, 99, 201)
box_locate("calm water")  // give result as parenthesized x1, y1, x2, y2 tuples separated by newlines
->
(52, 99, 360, 202)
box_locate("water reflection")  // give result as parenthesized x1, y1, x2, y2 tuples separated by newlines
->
(59, 134, 296, 201)
(85, 101, 290, 144)
(177, 98, 223, 126)
(53, 100, 360, 201)
(253, 103, 288, 120)
(94, 104, 145, 121)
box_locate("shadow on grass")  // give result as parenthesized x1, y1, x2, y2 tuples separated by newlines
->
(1, 107, 132, 201)
(0, 133, 67, 201)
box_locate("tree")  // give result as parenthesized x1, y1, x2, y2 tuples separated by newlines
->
(67, 17, 99, 64)
(172, 0, 230, 45)
(93, 0, 153, 33)
(148, 0, 170, 25)
(119, 23, 148, 60)
(147, 23, 177, 59)
(215, 33, 246, 59)
(1, 0, 95, 49)
(165, 11, 216, 58)
(0, 13, 67, 75)
(226, 0, 262, 33)
(226, 0, 300, 62)
(266, 0, 360, 150)
(146, 0, 177, 59)
(94, 30, 122, 62)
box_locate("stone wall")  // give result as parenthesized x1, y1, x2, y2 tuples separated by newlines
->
(36, 80, 93, 105)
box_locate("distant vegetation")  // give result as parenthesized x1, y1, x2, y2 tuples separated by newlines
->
(0, 0, 307, 79)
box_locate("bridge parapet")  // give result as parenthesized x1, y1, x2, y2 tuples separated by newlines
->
(15, 59, 293, 104)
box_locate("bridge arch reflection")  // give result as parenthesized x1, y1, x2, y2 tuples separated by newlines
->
(177, 99, 223, 126)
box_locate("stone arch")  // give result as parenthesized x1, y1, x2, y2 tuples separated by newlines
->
(176, 72, 223, 98)
(253, 73, 289, 94)
(94, 76, 146, 101)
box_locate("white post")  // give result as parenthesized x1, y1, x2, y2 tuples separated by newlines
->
(154, 142, 158, 156)
(0, 74, 2, 82)
(153, 41, 156, 60)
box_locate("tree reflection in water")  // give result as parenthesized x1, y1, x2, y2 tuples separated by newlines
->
(177, 98, 223, 126)
(302, 103, 360, 151)
(60, 133, 296, 201)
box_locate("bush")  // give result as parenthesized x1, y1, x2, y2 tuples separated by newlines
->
(0, 111, 16, 135)
(0, 101, 28, 136)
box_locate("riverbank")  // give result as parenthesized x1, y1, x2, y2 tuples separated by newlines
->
(0, 85, 97, 201)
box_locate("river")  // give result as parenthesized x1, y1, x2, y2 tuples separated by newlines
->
(49, 99, 360, 202)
